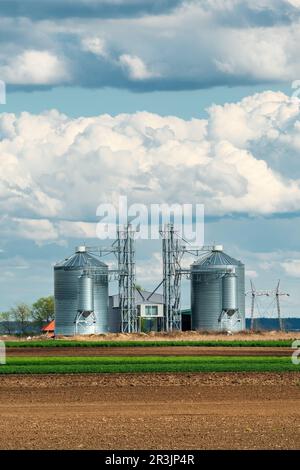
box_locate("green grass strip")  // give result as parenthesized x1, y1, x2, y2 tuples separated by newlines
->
(5, 355, 294, 365)
(4, 339, 295, 348)
(1, 355, 299, 374)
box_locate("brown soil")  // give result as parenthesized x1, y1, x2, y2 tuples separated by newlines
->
(0, 373, 299, 450)
(7, 346, 294, 357)
(2, 330, 300, 342)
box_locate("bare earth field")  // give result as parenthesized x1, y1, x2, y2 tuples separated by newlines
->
(6, 346, 294, 357)
(2, 330, 300, 342)
(0, 373, 299, 450)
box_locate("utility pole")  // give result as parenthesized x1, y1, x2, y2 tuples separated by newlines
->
(246, 280, 289, 331)
(250, 280, 255, 331)
(246, 281, 272, 331)
(275, 280, 289, 331)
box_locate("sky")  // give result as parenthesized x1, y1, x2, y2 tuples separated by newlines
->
(0, 0, 300, 317)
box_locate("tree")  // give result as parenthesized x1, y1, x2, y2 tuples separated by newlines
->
(0, 310, 13, 335)
(11, 303, 31, 335)
(32, 296, 54, 327)
(134, 284, 144, 292)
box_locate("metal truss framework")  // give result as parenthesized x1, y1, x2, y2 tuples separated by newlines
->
(116, 225, 137, 333)
(275, 280, 290, 331)
(246, 279, 290, 331)
(82, 224, 138, 333)
(160, 224, 183, 331)
(160, 224, 219, 332)
(74, 310, 97, 335)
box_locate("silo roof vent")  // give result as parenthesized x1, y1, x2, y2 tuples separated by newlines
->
(212, 244, 223, 252)
(76, 245, 87, 253)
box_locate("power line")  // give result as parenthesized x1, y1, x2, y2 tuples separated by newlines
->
(246, 279, 290, 331)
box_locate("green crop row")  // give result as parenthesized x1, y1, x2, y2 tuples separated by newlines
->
(0, 355, 298, 374)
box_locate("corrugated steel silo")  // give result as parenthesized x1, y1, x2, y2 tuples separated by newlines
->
(191, 246, 245, 332)
(222, 273, 237, 313)
(54, 246, 108, 336)
(93, 271, 109, 333)
(78, 272, 94, 313)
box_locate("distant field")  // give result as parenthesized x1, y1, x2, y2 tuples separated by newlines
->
(1, 372, 300, 450)
(1, 355, 298, 374)
(4, 339, 294, 348)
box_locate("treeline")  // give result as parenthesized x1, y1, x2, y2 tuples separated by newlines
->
(0, 296, 54, 335)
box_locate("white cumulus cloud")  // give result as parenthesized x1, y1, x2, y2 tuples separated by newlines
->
(81, 37, 107, 57)
(119, 54, 159, 80)
(245, 270, 258, 278)
(281, 260, 300, 277)
(1, 1, 300, 90)
(1, 91, 300, 241)
(0, 50, 69, 85)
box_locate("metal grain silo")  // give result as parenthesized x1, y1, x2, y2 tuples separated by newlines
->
(78, 272, 94, 313)
(222, 273, 237, 313)
(93, 270, 109, 333)
(191, 246, 245, 332)
(54, 246, 108, 336)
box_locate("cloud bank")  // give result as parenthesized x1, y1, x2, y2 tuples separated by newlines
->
(0, 1, 300, 90)
(282, 259, 300, 277)
(1, 90, 300, 241)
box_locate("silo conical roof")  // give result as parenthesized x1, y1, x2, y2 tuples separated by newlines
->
(55, 250, 107, 270)
(193, 249, 243, 268)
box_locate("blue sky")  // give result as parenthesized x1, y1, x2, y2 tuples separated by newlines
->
(3, 83, 293, 119)
(0, 0, 300, 317)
